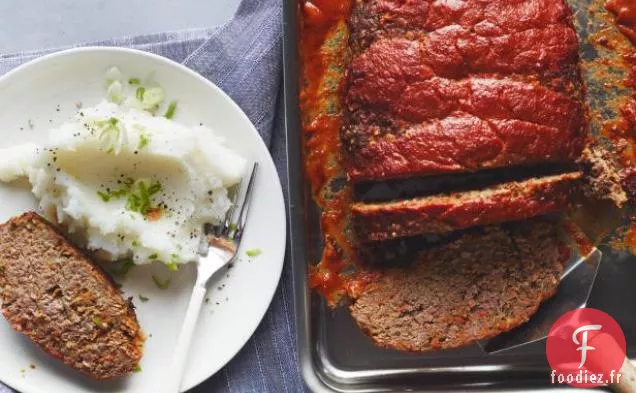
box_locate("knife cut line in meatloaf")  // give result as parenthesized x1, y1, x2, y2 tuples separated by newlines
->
(352, 171, 582, 242)
(0, 212, 143, 380)
(344, 0, 586, 183)
(349, 219, 568, 352)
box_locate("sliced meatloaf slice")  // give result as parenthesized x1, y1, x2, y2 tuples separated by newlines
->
(349, 220, 568, 352)
(0, 212, 143, 380)
(352, 172, 582, 242)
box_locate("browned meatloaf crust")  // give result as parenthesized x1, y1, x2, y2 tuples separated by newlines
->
(0, 212, 143, 380)
(349, 220, 567, 352)
(344, 0, 585, 183)
(352, 171, 582, 242)
(349, 0, 574, 52)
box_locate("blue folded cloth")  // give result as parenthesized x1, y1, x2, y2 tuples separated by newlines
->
(0, 0, 303, 392)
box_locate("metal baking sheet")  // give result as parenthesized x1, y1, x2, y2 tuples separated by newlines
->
(283, 0, 636, 391)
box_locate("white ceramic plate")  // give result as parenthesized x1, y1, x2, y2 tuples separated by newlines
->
(0, 47, 286, 393)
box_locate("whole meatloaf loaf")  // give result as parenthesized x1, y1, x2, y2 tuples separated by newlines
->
(0, 212, 143, 380)
(350, 219, 568, 351)
(344, 0, 587, 239)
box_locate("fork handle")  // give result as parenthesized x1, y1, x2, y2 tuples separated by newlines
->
(160, 284, 207, 393)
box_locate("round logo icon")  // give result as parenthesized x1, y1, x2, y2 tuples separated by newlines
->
(546, 308, 626, 388)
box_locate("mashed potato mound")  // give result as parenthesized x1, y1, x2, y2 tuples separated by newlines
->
(0, 100, 246, 266)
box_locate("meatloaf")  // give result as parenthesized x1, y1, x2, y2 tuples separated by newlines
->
(344, 0, 585, 182)
(343, 0, 586, 238)
(350, 219, 568, 351)
(0, 212, 143, 380)
(353, 171, 582, 242)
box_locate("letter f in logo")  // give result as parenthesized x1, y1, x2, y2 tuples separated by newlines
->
(572, 325, 602, 368)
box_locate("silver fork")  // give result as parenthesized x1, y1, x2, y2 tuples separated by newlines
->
(160, 163, 258, 393)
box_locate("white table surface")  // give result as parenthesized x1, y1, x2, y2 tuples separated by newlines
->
(0, 0, 241, 53)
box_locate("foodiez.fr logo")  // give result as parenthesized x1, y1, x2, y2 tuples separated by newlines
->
(547, 308, 626, 388)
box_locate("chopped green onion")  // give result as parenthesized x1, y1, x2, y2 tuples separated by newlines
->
(138, 294, 149, 302)
(229, 223, 238, 232)
(147, 181, 161, 195)
(164, 101, 178, 119)
(140, 87, 165, 110)
(97, 182, 130, 204)
(166, 254, 179, 271)
(246, 248, 262, 258)
(136, 87, 146, 101)
(125, 179, 162, 216)
(97, 191, 110, 202)
(110, 189, 128, 198)
(96, 117, 122, 154)
(126, 194, 141, 212)
(134, 365, 142, 373)
(106, 81, 124, 104)
(132, 240, 140, 247)
(138, 134, 150, 150)
(148, 253, 158, 260)
(128, 77, 141, 85)
(111, 259, 136, 278)
(152, 275, 171, 290)
(166, 262, 179, 271)
(92, 316, 103, 326)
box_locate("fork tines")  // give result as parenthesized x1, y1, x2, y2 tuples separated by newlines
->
(210, 162, 259, 244)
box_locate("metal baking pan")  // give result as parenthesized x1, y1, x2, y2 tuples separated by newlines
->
(282, 0, 636, 391)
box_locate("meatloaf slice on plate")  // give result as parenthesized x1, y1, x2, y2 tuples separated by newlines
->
(0, 212, 143, 380)
(352, 172, 582, 242)
(349, 220, 568, 352)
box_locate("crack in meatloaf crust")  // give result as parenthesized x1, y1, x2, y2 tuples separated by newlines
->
(349, 219, 568, 352)
(0, 212, 143, 380)
(344, 0, 586, 183)
(352, 171, 582, 242)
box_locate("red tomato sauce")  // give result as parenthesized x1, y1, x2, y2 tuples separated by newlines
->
(300, 0, 362, 305)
